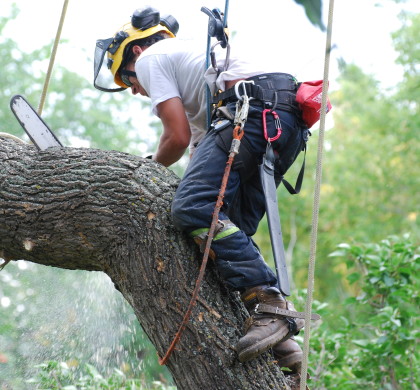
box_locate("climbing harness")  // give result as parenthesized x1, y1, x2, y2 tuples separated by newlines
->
(300, 0, 335, 388)
(159, 83, 249, 366)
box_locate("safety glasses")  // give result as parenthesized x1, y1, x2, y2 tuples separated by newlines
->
(120, 70, 137, 87)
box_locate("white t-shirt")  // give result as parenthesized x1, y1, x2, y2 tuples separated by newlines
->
(135, 38, 268, 151)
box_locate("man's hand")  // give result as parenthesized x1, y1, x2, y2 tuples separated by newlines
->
(153, 97, 191, 167)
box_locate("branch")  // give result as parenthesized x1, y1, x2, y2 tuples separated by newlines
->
(0, 136, 290, 390)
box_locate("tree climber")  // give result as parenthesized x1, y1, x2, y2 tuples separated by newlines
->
(94, 6, 309, 373)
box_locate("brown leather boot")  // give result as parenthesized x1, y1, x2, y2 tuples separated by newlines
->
(272, 337, 303, 373)
(236, 285, 305, 363)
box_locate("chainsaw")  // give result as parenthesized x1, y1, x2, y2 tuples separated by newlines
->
(10, 95, 63, 150)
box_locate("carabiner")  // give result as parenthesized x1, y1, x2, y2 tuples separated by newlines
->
(234, 80, 254, 101)
(262, 109, 282, 142)
(210, 41, 231, 74)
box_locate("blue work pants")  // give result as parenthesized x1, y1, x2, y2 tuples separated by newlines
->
(171, 103, 302, 291)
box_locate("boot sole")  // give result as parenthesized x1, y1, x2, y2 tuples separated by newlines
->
(238, 319, 304, 363)
(276, 351, 303, 372)
(238, 327, 291, 363)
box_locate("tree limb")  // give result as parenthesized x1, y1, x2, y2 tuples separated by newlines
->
(0, 136, 290, 390)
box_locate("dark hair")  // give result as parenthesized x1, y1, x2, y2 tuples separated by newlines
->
(121, 32, 169, 69)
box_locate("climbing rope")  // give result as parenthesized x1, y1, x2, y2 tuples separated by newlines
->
(37, 0, 69, 116)
(300, 0, 335, 388)
(202, 0, 230, 128)
(159, 91, 249, 366)
(0, 132, 27, 144)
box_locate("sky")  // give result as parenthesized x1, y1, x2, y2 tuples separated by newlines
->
(2, 0, 419, 93)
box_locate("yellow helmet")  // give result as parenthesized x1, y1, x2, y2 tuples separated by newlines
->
(108, 23, 175, 89)
(94, 7, 178, 92)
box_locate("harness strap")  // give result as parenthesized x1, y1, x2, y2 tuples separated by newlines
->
(254, 303, 321, 321)
(281, 145, 307, 195)
(214, 85, 297, 108)
(213, 73, 299, 109)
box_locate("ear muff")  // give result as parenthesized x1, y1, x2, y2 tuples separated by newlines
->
(131, 7, 160, 30)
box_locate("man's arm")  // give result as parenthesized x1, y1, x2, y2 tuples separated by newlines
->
(153, 97, 191, 167)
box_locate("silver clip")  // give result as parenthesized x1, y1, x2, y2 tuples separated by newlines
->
(234, 80, 254, 102)
(210, 41, 231, 74)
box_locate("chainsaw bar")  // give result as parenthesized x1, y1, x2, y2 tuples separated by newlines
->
(10, 95, 63, 150)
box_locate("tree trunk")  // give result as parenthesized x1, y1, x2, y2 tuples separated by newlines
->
(0, 136, 291, 390)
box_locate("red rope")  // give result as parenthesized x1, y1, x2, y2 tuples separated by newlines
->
(159, 125, 244, 365)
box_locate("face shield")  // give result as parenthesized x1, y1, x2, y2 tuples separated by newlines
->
(93, 7, 179, 93)
(93, 36, 128, 93)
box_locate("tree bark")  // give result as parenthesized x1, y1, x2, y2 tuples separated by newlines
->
(0, 136, 291, 390)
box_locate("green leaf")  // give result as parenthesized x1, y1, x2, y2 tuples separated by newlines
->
(337, 243, 352, 249)
(353, 339, 370, 348)
(377, 335, 389, 344)
(329, 249, 347, 257)
(384, 275, 395, 287)
(294, 0, 326, 30)
(344, 297, 357, 305)
(347, 272, 361, 284)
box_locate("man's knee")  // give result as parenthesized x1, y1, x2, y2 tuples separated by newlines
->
(171, 196, 191, 231)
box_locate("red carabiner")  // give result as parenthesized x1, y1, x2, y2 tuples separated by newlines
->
(262, 109, 282, 142)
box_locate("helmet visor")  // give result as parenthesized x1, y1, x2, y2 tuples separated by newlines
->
(93, 38, 127, 92)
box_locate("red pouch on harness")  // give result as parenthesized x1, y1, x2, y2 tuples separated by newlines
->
(296, 80, 332, 128)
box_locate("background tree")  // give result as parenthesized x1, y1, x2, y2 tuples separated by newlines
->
(254, 8, 419, 304)
(0, 5, 173, 388)
(1, 0, 419, 389)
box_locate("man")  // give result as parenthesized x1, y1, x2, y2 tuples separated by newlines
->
(94, 6, 308, 372)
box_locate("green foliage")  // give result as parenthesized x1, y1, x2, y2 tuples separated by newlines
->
(0, 264, 173, 389)
(0, 4, 155, 155)
(392, 11, 420, 104)
(254, 10, 420, 303)
(305, 235, 419, 389)
(26, 360, 175, 390)
(294, 0, 326, 31)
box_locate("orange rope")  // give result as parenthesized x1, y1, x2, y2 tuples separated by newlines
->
(159, 125, 244, 365)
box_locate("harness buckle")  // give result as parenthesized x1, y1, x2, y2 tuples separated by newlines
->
(234, 87, 251, 131)
(234, 80, 254, 102)
(262, 109, 282, 142)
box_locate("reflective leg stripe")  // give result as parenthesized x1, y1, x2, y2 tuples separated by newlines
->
(190, 227, 209, 239)
(190, 220, 239, 241)
(214, 226, 240, 240)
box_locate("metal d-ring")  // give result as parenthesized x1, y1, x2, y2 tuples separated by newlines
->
(234, 80, 254, 101)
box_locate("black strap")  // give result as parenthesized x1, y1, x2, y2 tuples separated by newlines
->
(281, 146, 306, 195)
(213, 83, 297, 107)
(213, 73, 298, 107)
